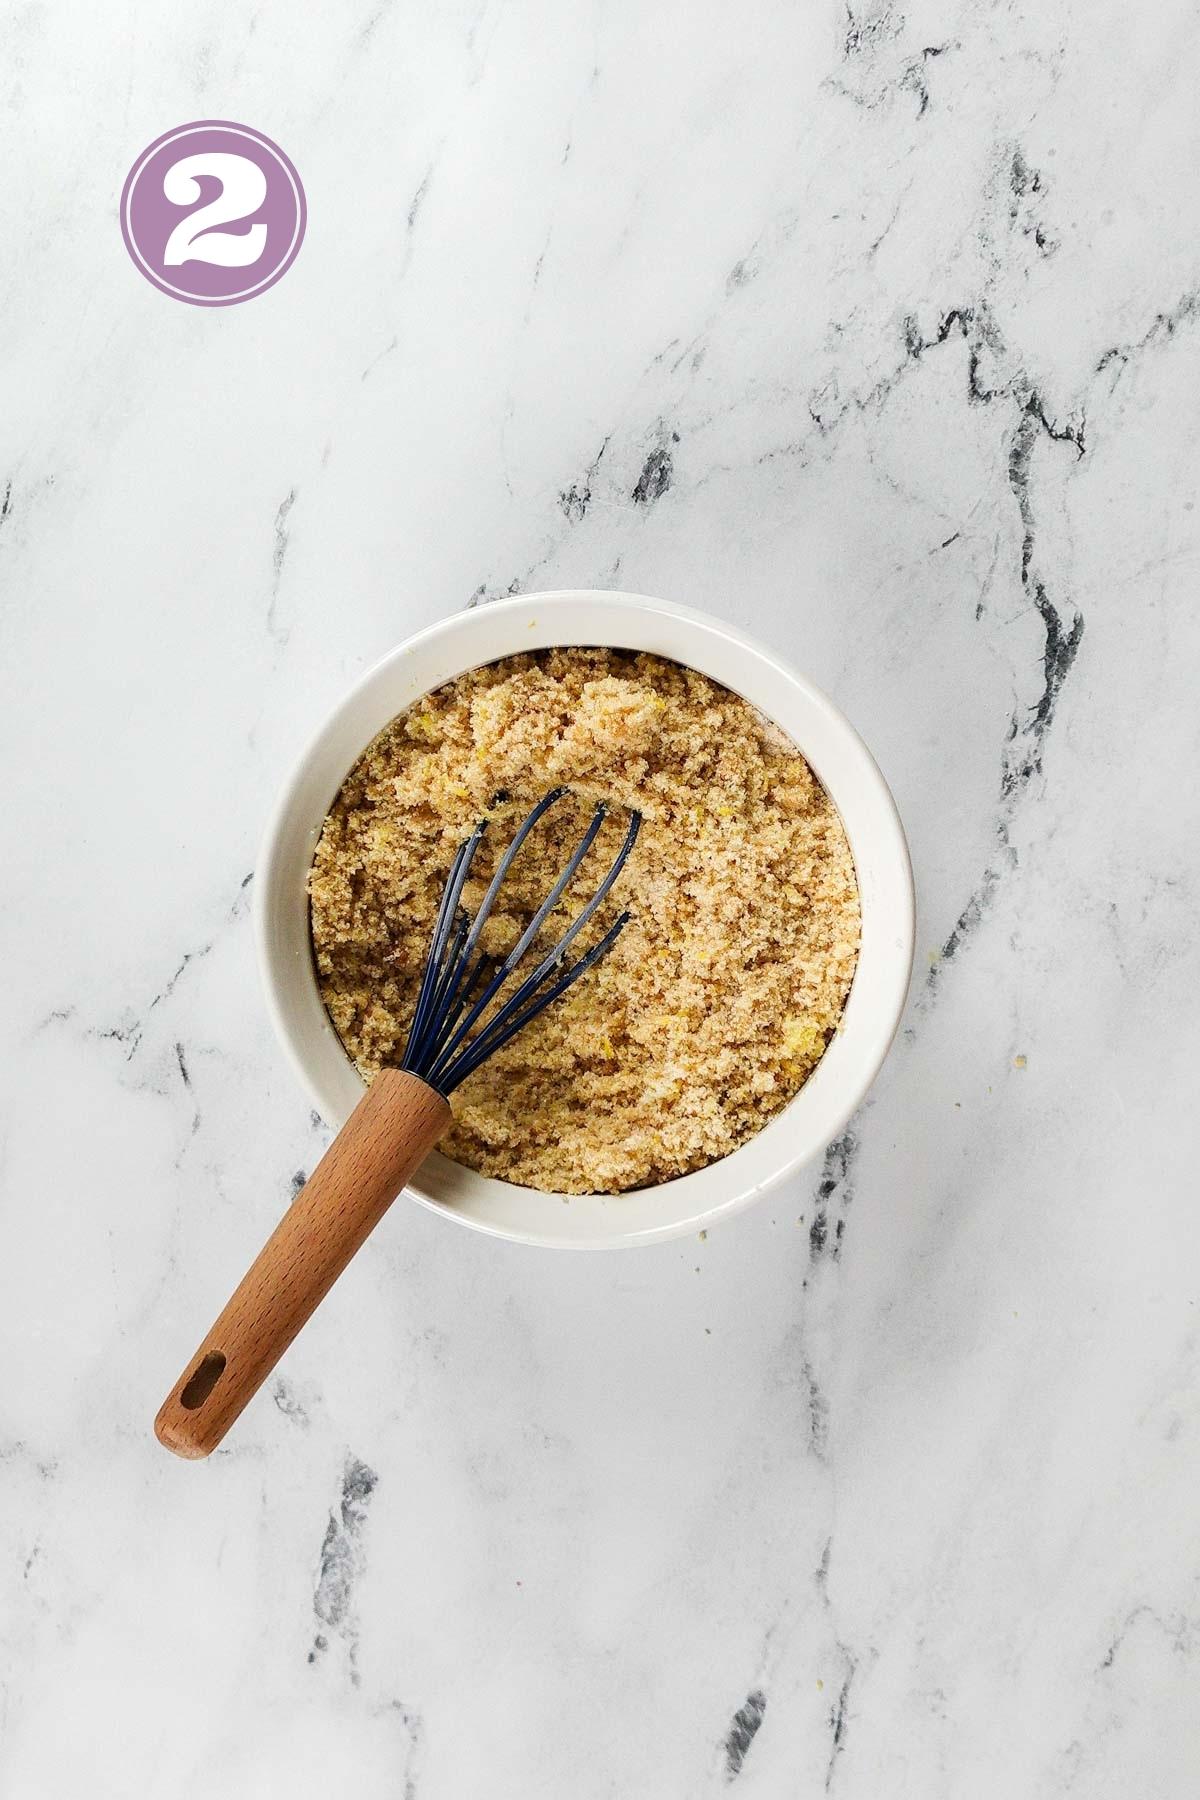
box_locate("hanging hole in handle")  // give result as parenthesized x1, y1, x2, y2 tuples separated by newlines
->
(179, 1351, 227, 1408)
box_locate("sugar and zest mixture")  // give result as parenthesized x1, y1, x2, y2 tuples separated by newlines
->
(308, 650, 860, 1195)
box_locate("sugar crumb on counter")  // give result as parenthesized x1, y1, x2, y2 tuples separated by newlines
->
(308, 649, 860, 1194)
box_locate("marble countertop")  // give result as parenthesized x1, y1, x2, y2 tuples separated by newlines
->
(4, 1, 1200, 1794)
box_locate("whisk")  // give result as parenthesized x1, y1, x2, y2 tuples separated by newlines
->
(155, 789, 640, 1459)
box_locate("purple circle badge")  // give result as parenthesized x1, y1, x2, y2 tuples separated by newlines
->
(121, 121, 306, 306)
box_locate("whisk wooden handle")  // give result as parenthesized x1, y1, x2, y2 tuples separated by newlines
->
(155, 1071, 451, 1460)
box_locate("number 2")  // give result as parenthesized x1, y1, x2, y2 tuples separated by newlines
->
(162, 153, 268, 268)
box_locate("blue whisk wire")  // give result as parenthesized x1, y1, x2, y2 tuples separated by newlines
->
(400, 790, 640, 1097)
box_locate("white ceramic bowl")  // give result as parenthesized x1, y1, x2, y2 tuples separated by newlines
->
(255, 590, 914, 1248)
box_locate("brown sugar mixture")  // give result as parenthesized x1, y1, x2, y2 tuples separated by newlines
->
(308, 649, 860, 1194)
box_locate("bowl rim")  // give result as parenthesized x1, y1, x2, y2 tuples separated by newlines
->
(255, 589, 915, 1248)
